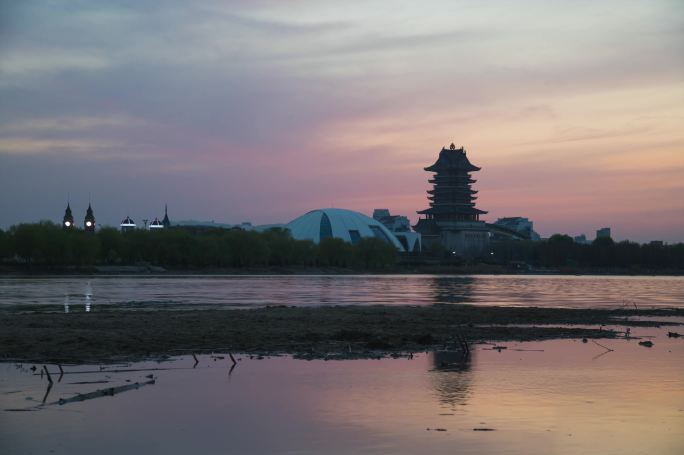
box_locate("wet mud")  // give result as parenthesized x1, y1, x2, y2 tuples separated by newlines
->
(1, 304, 682, 363)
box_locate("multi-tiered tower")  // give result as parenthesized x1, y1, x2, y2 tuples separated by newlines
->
(414, 144, 489, 258)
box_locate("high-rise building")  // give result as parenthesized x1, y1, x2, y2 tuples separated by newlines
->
(84, 203, 96, 232)
(414, 144, 489, 257)
(596, 227, 611, 239)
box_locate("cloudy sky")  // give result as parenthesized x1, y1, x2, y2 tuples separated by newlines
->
(1, 0, 682, 241)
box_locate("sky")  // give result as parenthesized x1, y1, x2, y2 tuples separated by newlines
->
(0, 0, 683, 242)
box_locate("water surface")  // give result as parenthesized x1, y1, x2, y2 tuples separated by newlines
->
(1, 275, 682, 309)
(2, 326, 682, 454)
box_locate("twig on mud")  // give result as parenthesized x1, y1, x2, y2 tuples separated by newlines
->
(41, 381, 53, 404)
(53, 379, 156, 406)
(42, 365, 53, 384)
(591, 340, 614, 352)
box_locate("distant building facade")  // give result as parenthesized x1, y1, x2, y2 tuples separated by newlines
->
(373, 209, 421, 252)
(120, 216, 136, 232)
(574, 234, 589, 244)
(286, 208, 405, 251)
(413, 144, 489, 258)
(493, 217, 541, 241)
(596, 227, 611, 239)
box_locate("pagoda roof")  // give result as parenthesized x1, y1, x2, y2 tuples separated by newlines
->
(417, 206, 488, 215)
(425, 145, 480, 173)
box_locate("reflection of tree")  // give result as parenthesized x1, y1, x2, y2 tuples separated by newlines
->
(429, 350, 474, 408)
(429, 276, 476, 304)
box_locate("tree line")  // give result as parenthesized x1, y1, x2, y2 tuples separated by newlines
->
(0, 222, 399, 269)
(1, 222, 682, 272)
(491, 235, 684, 270)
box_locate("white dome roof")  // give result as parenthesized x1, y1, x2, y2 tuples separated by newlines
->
(286, 208, 405, 251)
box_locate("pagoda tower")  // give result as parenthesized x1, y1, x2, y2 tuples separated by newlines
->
(84, 203, 96, 232)
(414, 144, 489, 258)
(62, 203, 74, 229)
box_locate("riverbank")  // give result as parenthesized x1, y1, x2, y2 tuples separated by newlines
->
(2, 263, 683, 275)
(1, 304, 682, 363)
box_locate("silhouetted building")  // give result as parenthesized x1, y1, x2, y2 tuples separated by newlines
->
(494, 217, 540, 241)
(84, 203, 96, 232)
(414, 144, 489, 258)
(149, 217, 164, 229)
(574, 234, 589, 244)
(162, 204, 171, 228)
(120, 216, 136, 232)
(373, 208, 421, 252)
(596, 227, 611, 239)
(62, 203, 74, 229)
(286, 208, 405, 251)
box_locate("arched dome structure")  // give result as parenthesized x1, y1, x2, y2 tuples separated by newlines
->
(286, 208, 405, 251)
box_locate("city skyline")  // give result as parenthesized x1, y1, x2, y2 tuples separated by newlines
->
(1, 1, 683, 242)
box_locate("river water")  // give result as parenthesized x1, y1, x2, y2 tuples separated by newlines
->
(2, 275, 683, 453)
(1, 274, 683, 309)
(2, 325, 683, 455)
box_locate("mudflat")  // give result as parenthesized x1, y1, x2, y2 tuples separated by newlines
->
(1, 304, 681, 363)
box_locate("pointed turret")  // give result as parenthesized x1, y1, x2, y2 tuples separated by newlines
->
(84, 203, 96, 231)
(162, 204, 171, 228)
(63, 203, 74, 229)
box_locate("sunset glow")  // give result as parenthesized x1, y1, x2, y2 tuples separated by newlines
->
(1, 1, 682, 241)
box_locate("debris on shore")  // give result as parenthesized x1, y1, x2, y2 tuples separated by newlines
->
(0, 304, 681, 363)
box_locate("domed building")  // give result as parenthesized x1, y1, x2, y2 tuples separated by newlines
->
(286, 208, 405, 251)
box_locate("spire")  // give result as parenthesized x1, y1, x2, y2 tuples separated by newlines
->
(63, 201, 74, 229)
(84, 202, 95, 231)
(162, 203, 171, 228)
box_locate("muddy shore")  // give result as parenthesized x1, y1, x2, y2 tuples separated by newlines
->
(1, 305, 682, 363)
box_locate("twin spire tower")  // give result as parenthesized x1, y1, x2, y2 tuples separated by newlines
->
(62, 202, 96, 231)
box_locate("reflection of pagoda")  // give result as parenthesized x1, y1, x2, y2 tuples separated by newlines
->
(414, 144, 489, 258)
(429, 350, 474, 409)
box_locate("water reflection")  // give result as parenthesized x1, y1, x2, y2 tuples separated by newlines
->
(428, 276, 476, 304)
(429, 350, 474, 408)
(1, 275, 683, 309)
(85, 281, 92, 312)
(64, 294, 69, 313)
(2, 329, 683, 455)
